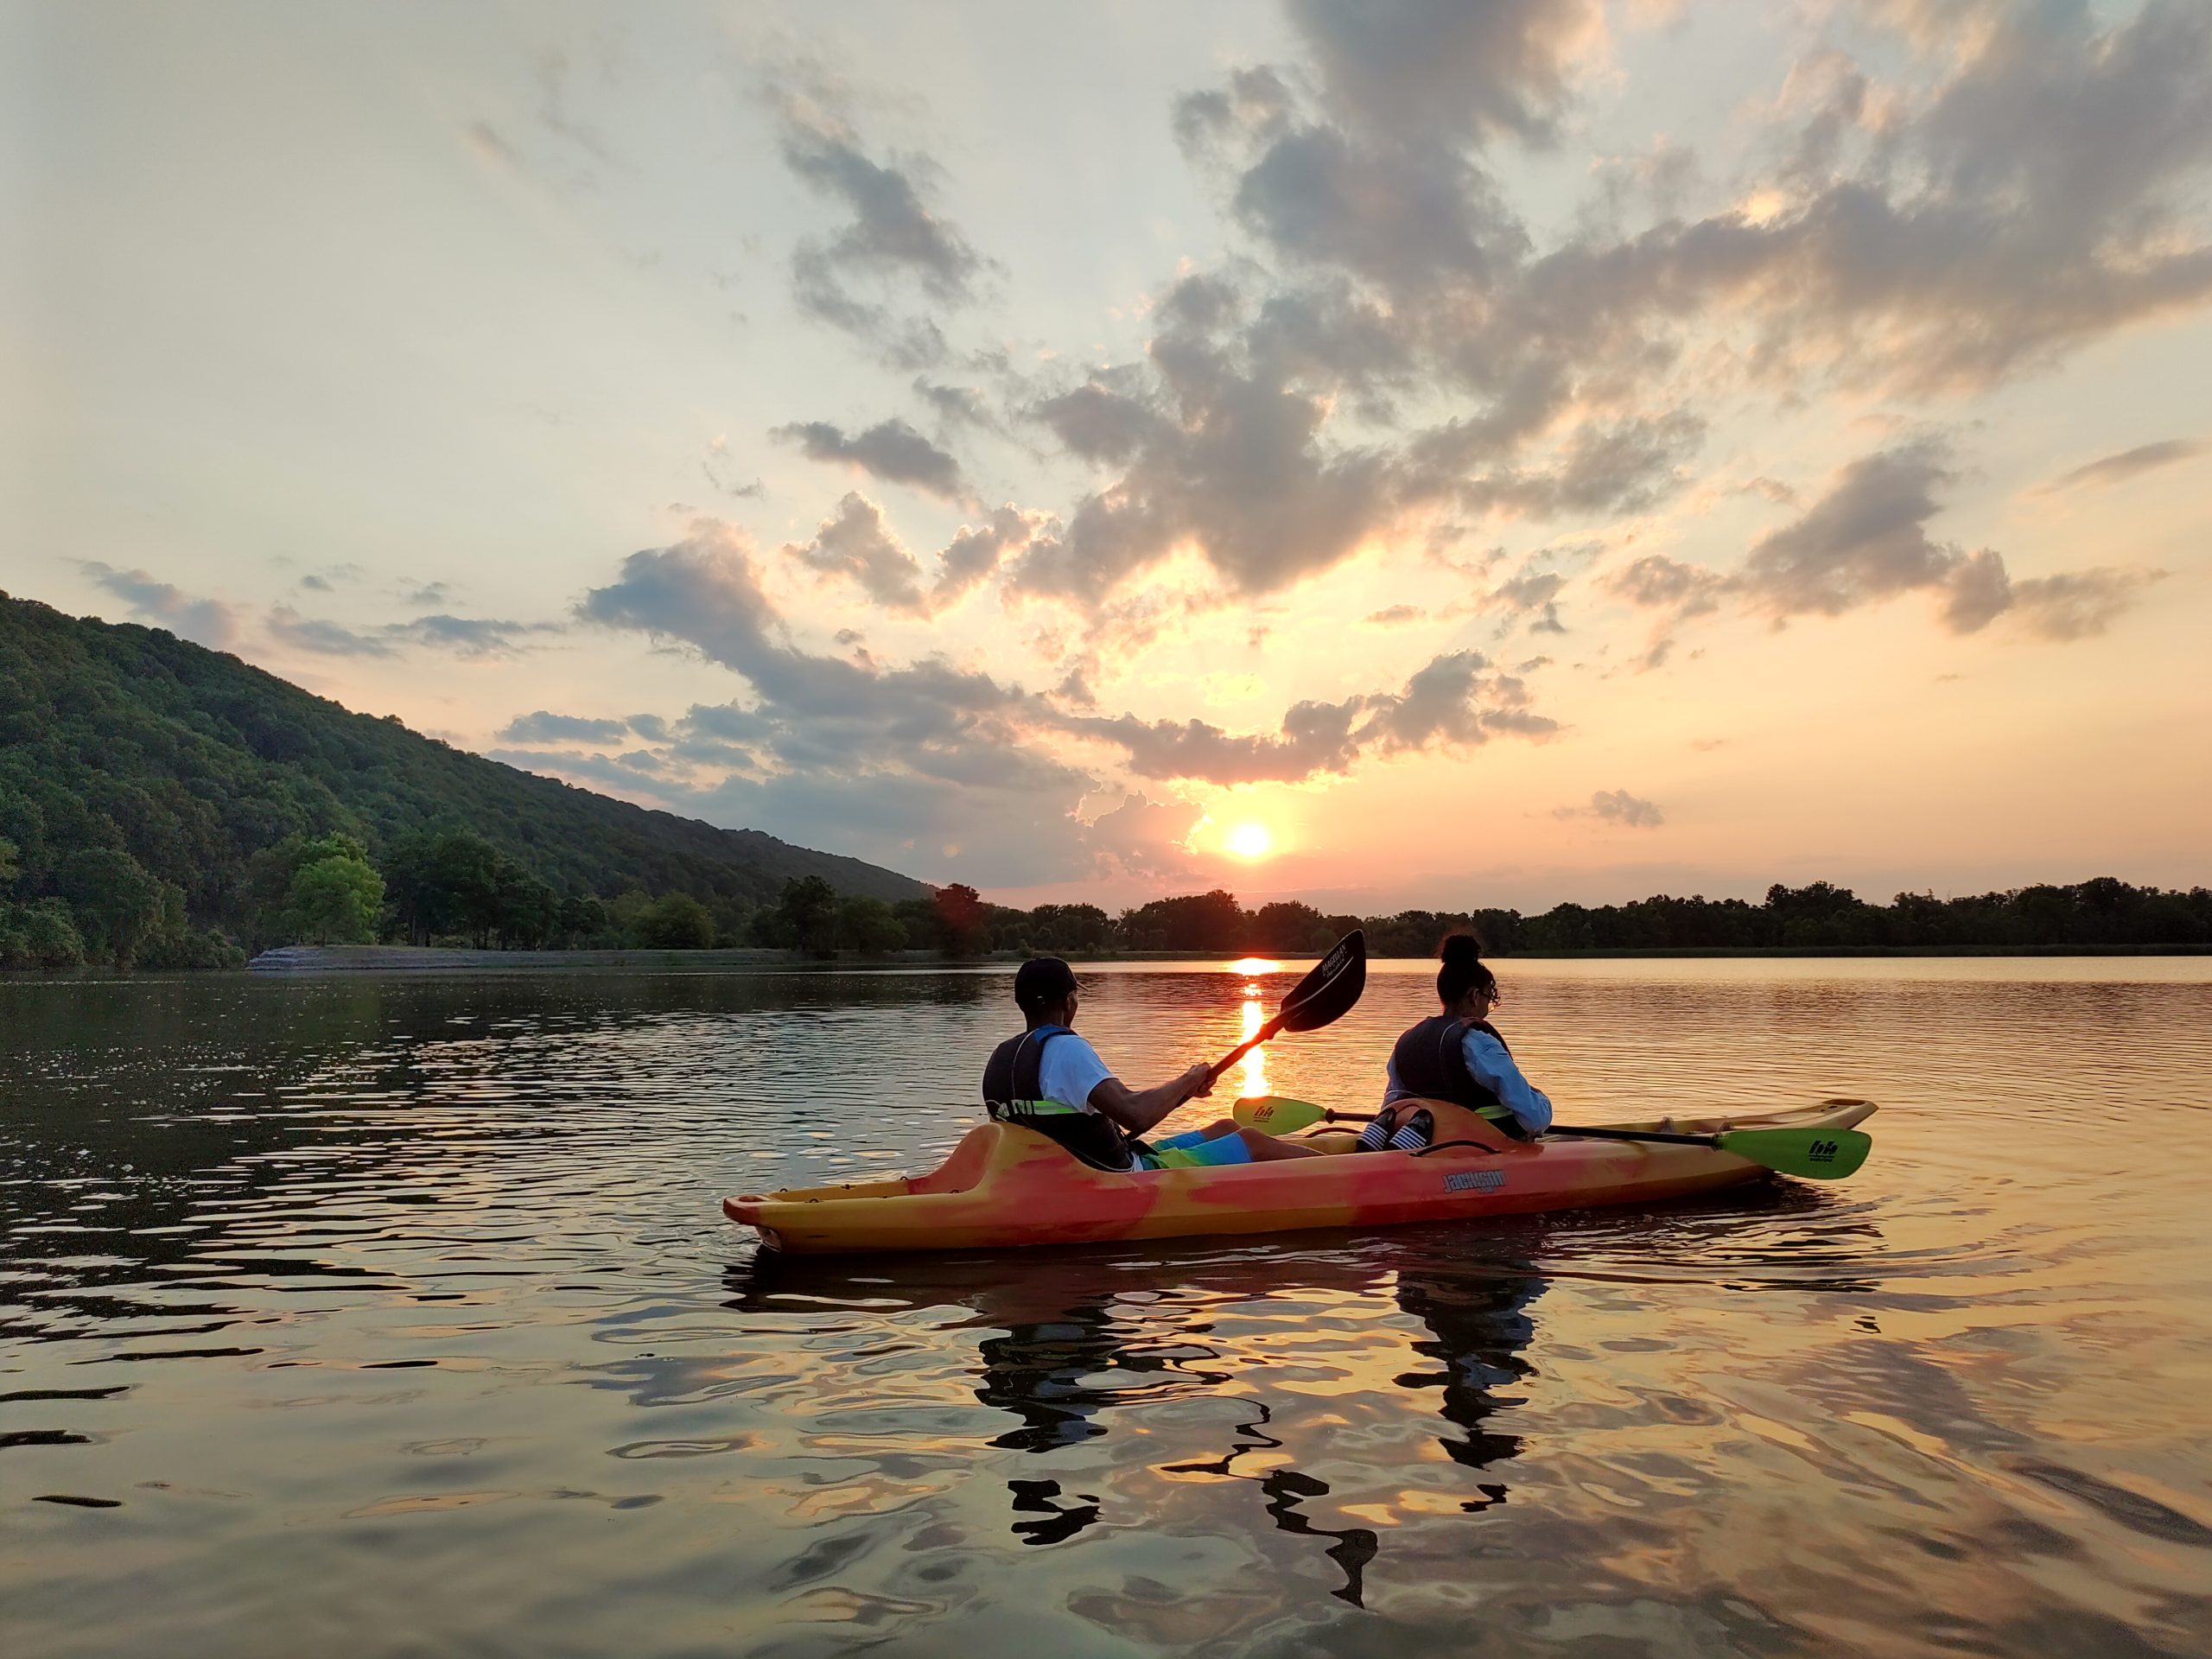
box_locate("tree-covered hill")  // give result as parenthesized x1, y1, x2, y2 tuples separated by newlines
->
(0, 591, 925, 964)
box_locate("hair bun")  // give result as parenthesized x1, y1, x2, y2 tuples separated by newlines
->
(1440, 932, 1483, 966)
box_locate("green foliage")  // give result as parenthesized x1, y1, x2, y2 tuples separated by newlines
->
(283, 854, 385, 944)
(753, 875, 840, 952)
(54, 846, 166, 968)
(632, 893, 715, 949)
(0, 590, 925, 969)
(0, 897, 86, 969)
(833, 894, 907, 954)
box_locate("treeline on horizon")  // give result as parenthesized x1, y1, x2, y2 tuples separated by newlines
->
(1045, 879, 2212, 957)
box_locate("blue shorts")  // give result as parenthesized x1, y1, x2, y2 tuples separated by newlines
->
(1138, 1128, 1255, 1170)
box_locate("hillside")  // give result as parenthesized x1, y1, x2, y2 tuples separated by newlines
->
(0, 590, 926, 958)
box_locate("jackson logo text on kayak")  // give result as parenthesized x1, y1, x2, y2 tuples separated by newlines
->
(1444, 1171, 1507, 1194)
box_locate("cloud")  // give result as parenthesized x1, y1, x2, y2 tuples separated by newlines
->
(772, 82, 991, 364)
(498, 711, 633, 746)
(2006, 569, 2168, 642)
(912, 376, 994, 431)
(932, 505, 1048, 612)
(1557, 788, 1664, 828)
(267, 607, 400, 658)
(266, 607, 559, 659)
(77, 562, 242, 650)
(1284, 0, 1605, 149)
(1737, 441, 1965, 622)
(2038, 438, 2203, 494)
(784, 492, 928, 613)
(1736, 440, 2163, 639)
(773, 416, 968, 499)
(1083, 792, 1205, 880)
(1484, 568, 1568, 633)
(1365, 603, 1422, 626)
(702, 436, 766, 500)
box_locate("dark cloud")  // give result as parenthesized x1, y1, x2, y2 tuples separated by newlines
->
(773, 416, 969, 499)
(1737, 441, 1964, 621)
(266, 607, 400, 658)
(912, 376, 995, 431)
(932, 505, 1047, 612)
(1284, 0, 1601, 148)
(1555, 788, 1664, 829)
(2038, 438, 2203, 493)
(77, 562, 242, 650)
(784, 493, 928, 614)
(772, 87, 991, 365)
(1484, 568, 1568, 634)
(498, 711, 632, 746)
(267, 607, 559, 660)
(1611, 441, 2165, 645)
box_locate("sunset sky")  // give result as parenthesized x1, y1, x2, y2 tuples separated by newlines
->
(8, 0, 2209, 912)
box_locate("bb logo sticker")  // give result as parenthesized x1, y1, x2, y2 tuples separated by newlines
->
(1444, 1170, 1506, 1194)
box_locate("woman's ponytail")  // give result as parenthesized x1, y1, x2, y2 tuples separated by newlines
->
(1437, 932, 1500, 1007)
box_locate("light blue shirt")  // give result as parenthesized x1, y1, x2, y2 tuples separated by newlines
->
(1383, 1027, 1554, 1135)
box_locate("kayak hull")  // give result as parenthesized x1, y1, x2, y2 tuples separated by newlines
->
(724, 1097, 1878, 1256)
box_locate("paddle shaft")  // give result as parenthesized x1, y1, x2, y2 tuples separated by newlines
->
(1202, 1014, 1284, 1088)
(1549, 1125, 1737, 1149)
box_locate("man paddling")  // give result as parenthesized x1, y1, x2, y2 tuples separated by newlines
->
(982, 957, 1324, 1171)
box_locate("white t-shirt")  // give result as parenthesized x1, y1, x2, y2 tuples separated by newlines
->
(1035, 1030, 1116, 1113)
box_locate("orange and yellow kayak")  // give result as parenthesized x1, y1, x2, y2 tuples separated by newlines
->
(725, 1097, 1878, 1255)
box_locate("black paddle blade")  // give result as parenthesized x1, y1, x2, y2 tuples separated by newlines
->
(1277, 929, 1365, 1033)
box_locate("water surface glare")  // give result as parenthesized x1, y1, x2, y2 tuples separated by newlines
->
(3, 959, 2209, 1657)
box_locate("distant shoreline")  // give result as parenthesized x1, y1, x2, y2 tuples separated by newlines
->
(223, 942, 2212, 975)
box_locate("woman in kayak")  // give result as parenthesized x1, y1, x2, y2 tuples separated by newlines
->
(983, 957, 1326, 1171)
(1364, 934, 1554, 1150)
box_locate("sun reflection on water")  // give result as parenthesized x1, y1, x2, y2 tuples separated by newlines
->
(1241, 995, 1268, 1096)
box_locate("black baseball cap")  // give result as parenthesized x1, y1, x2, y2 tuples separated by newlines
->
(1014, 956, 1079, 1013)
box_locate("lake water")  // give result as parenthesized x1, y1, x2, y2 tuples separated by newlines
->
(3, 958, 2209, 1658)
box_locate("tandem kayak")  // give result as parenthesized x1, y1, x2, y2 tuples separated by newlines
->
(724, 1096, 1878, 1256)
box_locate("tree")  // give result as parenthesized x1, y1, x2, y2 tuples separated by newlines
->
(932, 882, 988, 957)
(835, 894, 907, 954)
(54, 846, 165, 967)
(632, 893, 714, 949)
(757, 875, 838, 954)
(283, 853, 385, 944)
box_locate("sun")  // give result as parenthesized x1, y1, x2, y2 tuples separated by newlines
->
(1225, 821, 1274, 860)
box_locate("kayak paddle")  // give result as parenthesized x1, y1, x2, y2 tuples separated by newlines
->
(1201, 930, 1366, 1089)
(1230, 1096, 1872, 1179)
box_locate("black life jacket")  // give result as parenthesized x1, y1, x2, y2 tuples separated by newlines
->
(1389, 1013, 1529, 1138)
(982, 1025, 1141, 1172)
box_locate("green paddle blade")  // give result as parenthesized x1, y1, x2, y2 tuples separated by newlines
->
(1714, 1127, 1872, 1179)
(1232, 1096, 1328, 1135)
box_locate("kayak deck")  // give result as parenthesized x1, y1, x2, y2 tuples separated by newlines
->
(725, 1097, 1877, 1256)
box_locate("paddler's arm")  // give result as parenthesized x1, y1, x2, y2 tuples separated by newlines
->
(1089, 1065, 1214, 1135)
(1462, 1030, 1553, 1135)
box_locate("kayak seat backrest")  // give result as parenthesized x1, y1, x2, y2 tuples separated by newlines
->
(905, 1124, 1004, 1196)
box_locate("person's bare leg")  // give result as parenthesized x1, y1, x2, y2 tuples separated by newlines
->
(1237, 1128, 1325, 1161)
